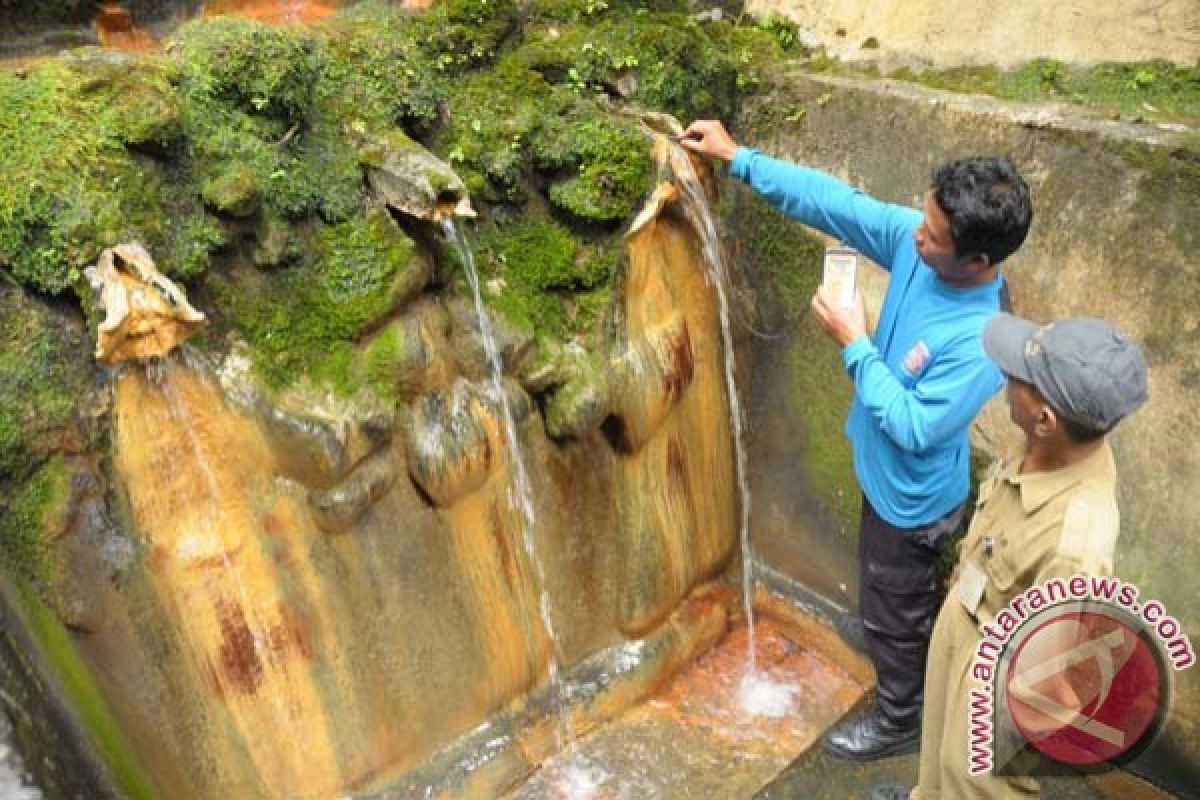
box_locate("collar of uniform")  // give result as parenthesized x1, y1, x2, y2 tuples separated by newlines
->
(1002, 440, 1116, 515)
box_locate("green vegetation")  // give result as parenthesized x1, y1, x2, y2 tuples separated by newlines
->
(0, 2, 785, 400)
(0, 455, 68, 585)
(210, 211, 419, 392)
(890, 59, 1200, 123)
(517, 13, 740, 122)
(0, 287, 86, 589)
(20, 587, 158, 800)
(0, 289, 84, 479)
(0, 56, 216, 292)
(462, 214, 622, 340)
(541, 115, 655, 223)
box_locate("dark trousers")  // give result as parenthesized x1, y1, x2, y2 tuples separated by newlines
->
(858, 496, 964, 728)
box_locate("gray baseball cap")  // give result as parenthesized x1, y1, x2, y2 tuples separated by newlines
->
(982, 313, 1149, 432)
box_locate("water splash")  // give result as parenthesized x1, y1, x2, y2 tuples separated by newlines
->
(441, 218, 573, 750)
(668, 148, 758, 671)
(737, 671, 796, 718)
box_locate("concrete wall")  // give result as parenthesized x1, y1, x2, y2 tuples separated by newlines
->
(745, 0, 1200, 69)
(730, 72, 1199, 790)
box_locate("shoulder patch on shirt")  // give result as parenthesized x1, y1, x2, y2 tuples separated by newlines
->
(902, 340, 931, 377)
(1059, 491, 1119, 574)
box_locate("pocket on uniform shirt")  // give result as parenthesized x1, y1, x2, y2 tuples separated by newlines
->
(983, 549, 1017, 592)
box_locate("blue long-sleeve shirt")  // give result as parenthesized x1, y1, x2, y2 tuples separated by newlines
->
(732, 147, 1005, 528)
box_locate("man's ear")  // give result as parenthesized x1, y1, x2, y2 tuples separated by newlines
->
(966, 253, 992, 274)
(1034, 404, 1059, 440)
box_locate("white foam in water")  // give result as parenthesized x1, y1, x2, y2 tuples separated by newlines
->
(737, 672, 796, 718)
(557, 762, 603, 799)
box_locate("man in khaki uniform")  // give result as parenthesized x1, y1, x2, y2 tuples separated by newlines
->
(870, 313, 1149, 800)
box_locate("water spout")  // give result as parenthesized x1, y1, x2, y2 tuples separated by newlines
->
(85, 243, 206, 364)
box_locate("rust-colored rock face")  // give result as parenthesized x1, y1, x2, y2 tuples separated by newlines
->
(75, 132, 743, 798)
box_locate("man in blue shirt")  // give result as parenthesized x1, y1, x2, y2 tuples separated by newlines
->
(681, 120, 1033, 760)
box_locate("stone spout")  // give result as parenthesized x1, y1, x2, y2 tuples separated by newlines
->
(85, 243, 206, 364)
(350, 123, 476, 221)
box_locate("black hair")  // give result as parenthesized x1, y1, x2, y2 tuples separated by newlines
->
(932, 157, 1033, 265)
(1059, 414, 1112, 444)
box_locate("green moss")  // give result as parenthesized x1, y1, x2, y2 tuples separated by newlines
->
(432, 55, 565, 202)
(18, 586, 157, 800)
(0, 456, 68, 585)
(0, 55, 227, 293)
(211, 211, 419, 392)
(487, 218, 585, 289)
(200, 162, 261, 216)
(543, 115, 655, 222)
(360, 323, 406, 404)
(320, 11, 440, 133)
(0, 288, 84, 480)
(175, 16, 365, 225)
(426, 0, 519, 72)
(524, 0, 686, 25)
(889, 59, 1200, 124)
(517, 13, 739, 121)
(737, 189, 825, 322)
(783, 338, 858, 535)
(728, 189, 858, 531)
(457, 214, 618, 343)
(174, 16, 323, 122)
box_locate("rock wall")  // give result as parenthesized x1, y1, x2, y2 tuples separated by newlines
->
(747, 0, 1200, 69)
(729, 72, 1199, 791)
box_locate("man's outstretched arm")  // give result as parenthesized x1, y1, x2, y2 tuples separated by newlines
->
(681, 120, 917, 270)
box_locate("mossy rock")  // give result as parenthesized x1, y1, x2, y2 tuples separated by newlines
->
(485, 218, 589, 290)
(0, 456, 70, 587)
(517, 13, 740, 121)
(319, 2, 443, 133)
(541, 115, 655, 223)
(432, 54, 571, 203)
(174, 16, 323, 122)
(0, 288, 87, 587)
(0, 287, 87, 481)
(253, 212, 302, 268)
(210, 210, 425, 392)
(201, 162, 262, 217)
(0, 53, 228, 292)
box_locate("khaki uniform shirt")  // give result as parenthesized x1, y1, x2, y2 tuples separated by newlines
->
(915, 441, 1121, 800)
(954, 440, 1120, 627)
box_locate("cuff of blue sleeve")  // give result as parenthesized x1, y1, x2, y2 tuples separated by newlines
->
(840, 335, 874, 369)
(731, 147, 757, 181)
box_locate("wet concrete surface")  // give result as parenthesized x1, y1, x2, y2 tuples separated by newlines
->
(509, 620, 866, 799)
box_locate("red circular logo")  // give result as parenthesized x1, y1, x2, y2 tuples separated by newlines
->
(1005, 610, 1163, 766)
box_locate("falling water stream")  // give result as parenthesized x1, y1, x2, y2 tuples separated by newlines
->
(440, 219, 578, 761)
(670, 147, 798, 715)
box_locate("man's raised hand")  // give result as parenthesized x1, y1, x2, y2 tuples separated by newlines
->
(679, 120, 738, 162)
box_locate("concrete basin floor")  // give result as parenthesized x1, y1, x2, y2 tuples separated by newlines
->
(508, 619, 865, 799)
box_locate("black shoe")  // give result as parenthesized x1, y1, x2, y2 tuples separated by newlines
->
(863, 783, 912, 800)
(822, 705, 920, 761)
(833, 612, 869, 653)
